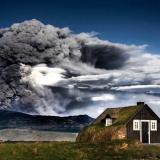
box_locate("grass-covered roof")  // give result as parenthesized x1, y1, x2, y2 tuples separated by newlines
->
(93, 104, 144, 126)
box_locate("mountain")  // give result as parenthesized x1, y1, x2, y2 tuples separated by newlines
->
(0, 110, 94, 132)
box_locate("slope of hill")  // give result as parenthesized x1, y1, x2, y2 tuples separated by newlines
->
(0, 110, 94, 132)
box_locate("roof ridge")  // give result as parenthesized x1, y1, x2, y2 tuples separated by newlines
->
(106, 105, 138, 110)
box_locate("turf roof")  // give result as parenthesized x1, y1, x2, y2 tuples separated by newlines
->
(93, 104, 144, 126)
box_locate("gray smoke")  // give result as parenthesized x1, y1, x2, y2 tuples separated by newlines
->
(0, 19, 131, 69)
(0, 19, 160, 117)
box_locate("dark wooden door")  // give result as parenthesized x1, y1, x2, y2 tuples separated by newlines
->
(142, 122, 149, 143)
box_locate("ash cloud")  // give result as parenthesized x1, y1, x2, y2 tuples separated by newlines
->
(81, 44, 129, 69)
(0, 19, 160, 117)
(0, 19, 136, 70)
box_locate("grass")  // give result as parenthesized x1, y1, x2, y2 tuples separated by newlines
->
(113, 105, 142, 125)
(76, 123, 126, 143)
(94, 105, 143, 126)
(0, 141, 159, 160)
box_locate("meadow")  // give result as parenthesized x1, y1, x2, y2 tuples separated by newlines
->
(0, 140, 159, 160)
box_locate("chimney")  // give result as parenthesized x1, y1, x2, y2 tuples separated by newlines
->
(137, 102, 144, 106)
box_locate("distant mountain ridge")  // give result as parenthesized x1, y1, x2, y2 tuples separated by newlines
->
(0, 110, 94, 132)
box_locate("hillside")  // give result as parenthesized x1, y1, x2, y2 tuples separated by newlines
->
(0, 110, 94, 132)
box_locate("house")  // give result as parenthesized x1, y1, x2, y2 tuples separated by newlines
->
(93, 102, 160, 144)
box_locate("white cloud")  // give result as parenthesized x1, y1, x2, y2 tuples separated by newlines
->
(30, 64, 66, 86)
(112, 85, 160, 91)
(91, 94, 115, 101)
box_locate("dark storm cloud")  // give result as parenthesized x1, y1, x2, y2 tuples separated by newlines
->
(0, 19, 130, 69)
(81, 44, 129, 69)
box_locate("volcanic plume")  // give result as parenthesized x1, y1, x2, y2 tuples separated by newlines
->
(0, 19, 160, 117)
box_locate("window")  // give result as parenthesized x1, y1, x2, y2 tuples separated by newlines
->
(133, 120, 140, 131)
(106, 118, 112, 126)
(151, 120, 157, 131)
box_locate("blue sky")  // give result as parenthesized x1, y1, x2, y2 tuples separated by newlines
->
(0, 0, 160, 53)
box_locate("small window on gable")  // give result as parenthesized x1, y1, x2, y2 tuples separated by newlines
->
(133, 120, 140, 131)
(106, 118, 112, 127)
(151, 120, 157, 131)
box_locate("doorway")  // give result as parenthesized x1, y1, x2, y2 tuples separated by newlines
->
(142, 122, 149, 143)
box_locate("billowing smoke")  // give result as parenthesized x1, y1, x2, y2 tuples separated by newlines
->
(0, 19, 160, 117)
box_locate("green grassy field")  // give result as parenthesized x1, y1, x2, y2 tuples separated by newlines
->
(0, 140, 159, 160)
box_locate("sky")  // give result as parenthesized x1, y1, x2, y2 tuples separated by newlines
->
(0, 0, 160, 54)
